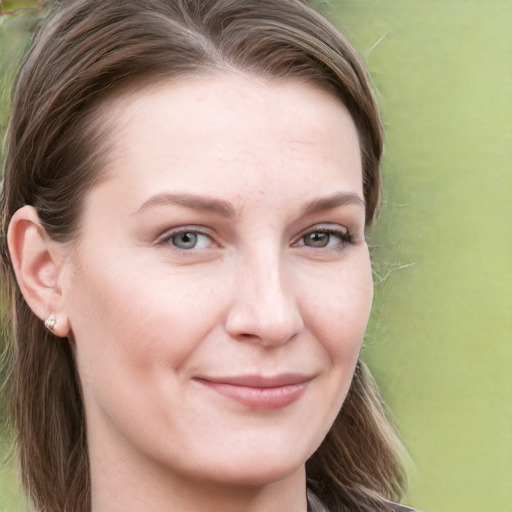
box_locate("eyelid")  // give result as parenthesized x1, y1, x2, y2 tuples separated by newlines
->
(293, 223, 353, 248)
(156, 225, 217, 247)
(295, 223, 348, 239)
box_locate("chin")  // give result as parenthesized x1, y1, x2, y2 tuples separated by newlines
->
(201, 450, 308, 488)
(215, 467, 302, 488)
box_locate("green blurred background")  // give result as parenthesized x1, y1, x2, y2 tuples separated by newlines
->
(1, 1, 511, 511)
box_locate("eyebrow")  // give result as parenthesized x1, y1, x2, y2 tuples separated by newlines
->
(301, 192, 365, 215)
(134, 191, 364, 218)
(135, 193, 237, 218)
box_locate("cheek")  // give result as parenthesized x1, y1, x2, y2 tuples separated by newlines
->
(293, 253, 373, 447)
(64, 255, 225, 396)
(300, 256, 373, 392)
(301, 253, 373, 364)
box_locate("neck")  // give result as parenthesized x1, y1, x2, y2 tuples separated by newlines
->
(88, 432, 308, 512)
(91, 464, 308, 512)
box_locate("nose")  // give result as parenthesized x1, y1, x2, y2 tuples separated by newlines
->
(224, 250, 305, 347)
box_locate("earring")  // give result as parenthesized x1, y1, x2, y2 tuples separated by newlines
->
(44, 316, 57, 333)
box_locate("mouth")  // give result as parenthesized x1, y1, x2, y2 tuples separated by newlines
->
(193, 374, 312, 410)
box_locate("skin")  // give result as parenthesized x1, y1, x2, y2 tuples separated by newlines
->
(10, 75, 374, 512)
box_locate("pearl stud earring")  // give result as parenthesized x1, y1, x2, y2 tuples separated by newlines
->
(44, 316, 57, 332)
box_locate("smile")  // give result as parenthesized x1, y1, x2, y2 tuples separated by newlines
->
(194, 374, 312, 410)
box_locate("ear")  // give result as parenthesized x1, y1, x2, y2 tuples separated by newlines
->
(7, 205, 70, 337)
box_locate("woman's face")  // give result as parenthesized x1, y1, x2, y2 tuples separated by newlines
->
(60, 75, 373, 489)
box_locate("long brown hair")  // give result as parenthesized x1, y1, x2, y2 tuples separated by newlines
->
(0, 1, 406, 511)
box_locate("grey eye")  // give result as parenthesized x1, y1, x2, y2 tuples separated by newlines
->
(303, 231, 331, 248)
(171, 232, 199, 249)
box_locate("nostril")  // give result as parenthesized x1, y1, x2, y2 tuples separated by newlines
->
(225, 258, 304, 346)
(225, 301, 304, 347)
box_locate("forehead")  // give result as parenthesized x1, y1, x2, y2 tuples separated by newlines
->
(89, 74, 363, 214)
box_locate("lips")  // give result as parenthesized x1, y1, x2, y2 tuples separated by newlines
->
(194, 373, 311, 409)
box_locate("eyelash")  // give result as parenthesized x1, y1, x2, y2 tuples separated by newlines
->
(158, 226, 216, 253)
(157, 225, 354, 252)
(295, 226, 354, 250)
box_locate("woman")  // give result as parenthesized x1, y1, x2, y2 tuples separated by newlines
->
(0, 1, 414, 511)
